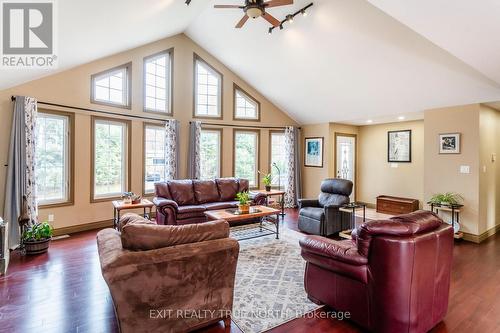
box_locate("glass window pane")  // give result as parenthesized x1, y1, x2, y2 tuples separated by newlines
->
(144, 53, 170, 113)
(92, 65, 129, 106)
(94, 120, 127, 198)
(35, 113, 69, 205)
(109, 89, 123, 104)
(235, 88, 258, 119)
(234, 131, 258, 187)
(270, 132, 287, 186)
(200, 130, 221, 180)
(144, 125, 166, 192)
(195, 59, 221, 117)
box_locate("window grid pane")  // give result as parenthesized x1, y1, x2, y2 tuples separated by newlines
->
(92, 67, 128, 106)
(35, 113, 69, 205)
(144, 53, 170, 113)
(144, 125, 166, 193)
(195, 60, 221, 117)
(270, 132, 287, 186)
(200, 130, 221, 180)
(94, 120, 127, 198)
(234, 131, 258, 186)
(235, 89, 258, 119)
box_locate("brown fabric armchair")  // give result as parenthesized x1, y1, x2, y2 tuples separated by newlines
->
(97, 215, 239, 333)
(299, 211, 454, 333)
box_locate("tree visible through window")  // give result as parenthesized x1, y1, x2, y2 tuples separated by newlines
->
(234, 131, 258, 187)
(270, 132, 287, 187)
(144, 125, 166, 193)
(200, 129, 221, 179)
(93, 119, 128, 199)
(35, 112, 69, 205)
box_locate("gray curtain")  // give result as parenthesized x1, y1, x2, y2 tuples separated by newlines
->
(187, 121, 201, 179)
(164, 119, 180, 180)
(4, 96, 38, 249)
(284, 126, 302, 208)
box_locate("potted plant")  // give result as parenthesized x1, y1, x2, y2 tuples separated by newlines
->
(259, 172, 273, 192)
(22, 221, 53, 255)
(236, 191, 251, 214)
(429, 192, 464, 206)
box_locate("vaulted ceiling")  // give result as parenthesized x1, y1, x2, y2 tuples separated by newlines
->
(2, 0, 500, 124)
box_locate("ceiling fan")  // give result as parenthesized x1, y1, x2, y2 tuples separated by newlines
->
(214, 0, 293, 28)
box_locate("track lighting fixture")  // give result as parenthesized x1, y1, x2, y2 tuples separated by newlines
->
(267, 2, 313, 34)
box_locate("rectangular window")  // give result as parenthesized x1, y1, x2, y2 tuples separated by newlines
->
(144, 50, 172, 114)
(144, 124, 166, 194)
(91, 63, 131, 108)
(194, 54, 222, 118)
(200, 129, 222, 180)
(35, 112, 72, 206)
(92, 118, 129, 200)
(234, 84, 260, 121)
(234, 130, 259, 187)
(270, 131, 287, 187)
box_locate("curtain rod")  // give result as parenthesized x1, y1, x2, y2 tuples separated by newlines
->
(11, 96, 168, 122)
(191, 121, 300, 130)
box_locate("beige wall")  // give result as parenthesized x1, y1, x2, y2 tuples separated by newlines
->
(424, 104, 480, 235)
(357, 120, 424, 206)
(0, 33, 297, 230)
(301, 123, 330, 198)
(479, 105, 500, 235)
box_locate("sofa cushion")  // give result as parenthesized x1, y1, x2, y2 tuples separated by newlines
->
(168, 180, 195, 205)
(204, 201, 239, 211)
(177, 205, 207, 220)
(239, 179, 249, 192)
(121, 219, 230, 251)
(154, 182, 171, 199)
(216, 178, 239, 201)
(299, 207, 325, 221)
(193, 180, 220, 204)
(119, 213, 156, 230)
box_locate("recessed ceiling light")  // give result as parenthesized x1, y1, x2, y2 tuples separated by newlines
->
(366, 120, 373, 123)
(398, 116, 405, 120)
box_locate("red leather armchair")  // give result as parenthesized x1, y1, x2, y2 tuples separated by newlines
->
(299, 210, 454, 333)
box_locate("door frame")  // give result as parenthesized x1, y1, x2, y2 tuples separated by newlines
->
(334, 132, 358, 202)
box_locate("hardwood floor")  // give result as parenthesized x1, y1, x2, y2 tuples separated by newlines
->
(1, 209, 499, 332)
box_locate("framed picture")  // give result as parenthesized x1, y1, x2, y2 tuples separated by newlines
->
(304, 137, 324, 167)
(388, 130, 411, 162)
(439, 133, 461, 154)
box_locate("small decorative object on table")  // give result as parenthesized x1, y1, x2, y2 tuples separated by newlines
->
(236, 191, 250, 214)
(339, 202, 366, 239)
(259, 171, 273, 192)
(428, 192, 464, 238)
(123, 192, 142, 205)
(21, 221, 53, 255)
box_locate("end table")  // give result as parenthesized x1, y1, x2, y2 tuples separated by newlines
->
(339, 202, 366, 239)
(112, 199, 154, 230)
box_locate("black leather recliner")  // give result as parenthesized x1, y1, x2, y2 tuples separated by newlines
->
(298, 178, 353, 236)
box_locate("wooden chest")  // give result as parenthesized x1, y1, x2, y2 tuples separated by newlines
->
(376, 195, 419, 215)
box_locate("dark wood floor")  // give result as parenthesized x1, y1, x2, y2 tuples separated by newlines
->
(1, 209, 499, 333)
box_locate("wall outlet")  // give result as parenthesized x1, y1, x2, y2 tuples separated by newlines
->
(483, 165, 487, 173)
(492, 154, 496, 162)
(460, 165, 470, 174)
(48, 214, 54, 222)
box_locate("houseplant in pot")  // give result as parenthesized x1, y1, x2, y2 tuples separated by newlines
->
(260, 172, 273, 192)
(22, 221, 53, 255)
(429, 192, 464, 206)
(236, 191, 251, 214)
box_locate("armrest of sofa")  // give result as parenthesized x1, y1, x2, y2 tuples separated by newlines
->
(249, 191, 267, 206)
(299, 235, 367, 266)
(298, 199, 320, 209)
(153, 197, 178, 211)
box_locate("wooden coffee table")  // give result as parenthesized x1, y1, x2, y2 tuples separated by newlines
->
(205, 205, 281, 240)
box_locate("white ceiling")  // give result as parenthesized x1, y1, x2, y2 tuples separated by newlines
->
(2, 0, 500, 125)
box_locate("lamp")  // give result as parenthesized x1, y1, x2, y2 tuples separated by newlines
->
(246, 7, 263, 18)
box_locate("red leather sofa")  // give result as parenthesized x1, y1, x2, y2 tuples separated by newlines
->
(299, 210, 454, 333)
(153, 178, 266, 225)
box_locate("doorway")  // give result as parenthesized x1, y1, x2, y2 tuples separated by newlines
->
(335, 133, 357, 201)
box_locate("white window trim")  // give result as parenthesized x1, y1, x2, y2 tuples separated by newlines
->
(91, 62, 132, 109)
(193, 54, 223, 119)
(233, 84, 260, 121)
(36, 112, 72, 207)
(92, 117, 130, 201)
(200, 128, 222, 180)
(143, 49, 173, 115)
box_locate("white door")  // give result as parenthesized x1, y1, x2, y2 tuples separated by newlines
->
(336, 134, 356, 200)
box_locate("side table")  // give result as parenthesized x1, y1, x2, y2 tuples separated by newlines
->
(112, 199, 154, 230)
(252, 189, 286, 219)
(339, 202, 366, 240)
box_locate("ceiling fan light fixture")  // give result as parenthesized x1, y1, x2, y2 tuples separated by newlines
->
(246, 7, 263, 19)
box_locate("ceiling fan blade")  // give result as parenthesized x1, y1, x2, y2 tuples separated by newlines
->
(263, 0, 293, 8)
(235, 15, 249, 28)
(214, 4, 244, 8)
(262, 13, 280, 27)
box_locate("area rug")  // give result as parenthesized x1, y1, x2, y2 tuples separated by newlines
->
(230, 224, 320, 333)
